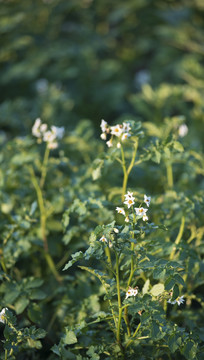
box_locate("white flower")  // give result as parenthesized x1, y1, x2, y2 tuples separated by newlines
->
(168, 295, 185, 306)
(32, 118, 42, 138)
(51, 126, 65, 139)
(124, 192, 135, 208)
(178, 124, 188, 137)
(47, 141, 58, 149)
(100, 119, 108, 133)
(117, 142, 121, 149)
(122, 122, 131, 133)
(116, 207, 125, 216)
(99, 235, 108, 243)
(124, 197, 135, 208)
(43, 130, 56, 143)
(144, 194, 151, 207)
(40, 123, 48, 133)
(125, 216, 129, 222)
(135, 207, 148, 217)
(121, 133, 131, 141)
(110, 125, 123, 137)
(0, 308, 8, 323)
(142, 214, 148, 221)
(125, 287, 138, 299)
(124, 191, 134, 200)
(177, 295, 185, 305)
(106, 140, 113, 148)
(100, 133, 107, 140)
(113, 227, 119, 233)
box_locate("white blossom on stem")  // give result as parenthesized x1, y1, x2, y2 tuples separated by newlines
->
(110, 125, 123, 137)
(0, 308, 8, 323)
(99, 235, 108, 243)
(125, 287, 138, 299)
(116, 207, 125, 216)
(144, 194, 151, 207)
(168, 295, 185, 306)
(100, 119, 108, 133)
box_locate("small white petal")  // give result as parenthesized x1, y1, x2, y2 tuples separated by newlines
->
(100, 133, 107, 140)
(106, 140, 113, 148)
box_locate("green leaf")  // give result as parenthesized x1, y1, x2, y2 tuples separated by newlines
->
(64, 330, 77, 345)
(63, 251, 83, 271)
(92, 159, 104, 180)
(51, 344, 61, 356)
(168, 334, 182, 353)
(151, 322, 160, 340)
(142, 279, 150, 295)
(182, 340, 197, 360)
(153, 268, 166, 280)
(152, 149, 161, 164)
(172, 284, 179, 301)
(165, 277, 176, 291)
(150, 283, 164, 296)
(174, 273, 185, 286)
(29, 289, 46, 300)
(173, 141, 184, 152)
(15, 296, 29, 314)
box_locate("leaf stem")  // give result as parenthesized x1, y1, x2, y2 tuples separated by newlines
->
(105, 246, 112, 268)
(115, 252, 123, 350)
(166, 162, 173, 189)
(121, 140, 138, 201)
(170, 216, 185, 260)
(125, 322, 141, 349)
(40, 145, 50, 189)
(29, 166, 62, 282)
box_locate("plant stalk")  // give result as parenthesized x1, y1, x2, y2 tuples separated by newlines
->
(125, 322, 141, 349)
(170, 216, 185, 260)
(115, 252, 124, 353)
(29, 166, 62, 282)
(40, 145, 50, 189)
(166, 162, 173, 189)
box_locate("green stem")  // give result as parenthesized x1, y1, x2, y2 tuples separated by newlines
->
(29, 166, 62, 282)
(120, 145, 128, 201)
(166, 162, 173, 189)
(44, 252, 62, 283)
(115, 253, 123, 348)
(125, 322, 141, 349)
(170, 216, 185, 260)
(124, 241, 135, 336)
(127, 140, 138, 176)
(105, 247, 112, 268)
(40, 145, 50, 189)
(1, 259, 7, 274)
(4, 349, 8, 360)
(29, 167, 48, 251)
(121, 140, 138, 201)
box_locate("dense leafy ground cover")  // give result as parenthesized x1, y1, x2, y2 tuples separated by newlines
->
(0, 0, 204, 359)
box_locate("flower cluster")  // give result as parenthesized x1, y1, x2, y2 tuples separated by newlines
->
(100, 120, 131, 148)
(32, 118, 65, 149)
(116, 193, 151, 222)
(168, 295, 185, 306)
(0, 308, 8, 323)
(125, 286, 138, 299)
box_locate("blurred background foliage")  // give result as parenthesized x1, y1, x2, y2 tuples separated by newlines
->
(0, 0, 204, 145)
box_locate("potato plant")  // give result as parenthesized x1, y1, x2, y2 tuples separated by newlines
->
(1, 114, 202, 359)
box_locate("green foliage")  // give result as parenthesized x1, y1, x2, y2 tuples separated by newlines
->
(0, 1, 204, 359)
